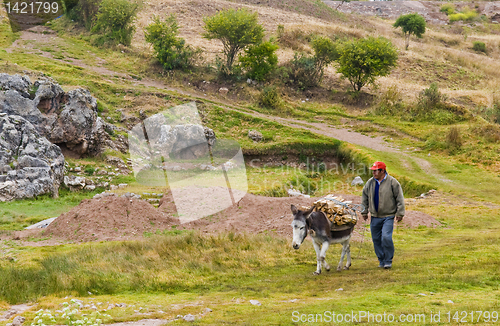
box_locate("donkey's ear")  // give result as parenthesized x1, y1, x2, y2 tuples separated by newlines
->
(291, 204, 298, 215)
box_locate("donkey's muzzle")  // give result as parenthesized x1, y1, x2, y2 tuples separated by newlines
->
(292, 243, 300, 249)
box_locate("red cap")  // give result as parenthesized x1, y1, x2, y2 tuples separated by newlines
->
(369, 161, 387, 170)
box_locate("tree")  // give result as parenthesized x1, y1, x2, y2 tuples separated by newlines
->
(337, 36, 398, 92)
(203, 8, 264, 74)
(145, 15, 198, 70)
(393, 13, 426, 50)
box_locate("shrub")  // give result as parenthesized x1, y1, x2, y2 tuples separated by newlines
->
(145, 15, 199, 70)
(203, 8, 264, 74)
(285, 37, 338, 89)
(90, 0, 139, 46)
(287, 52, 317, 89)
(417, 82, 447, 110)
(337, 36, 398, 92)
(449, 7, 478, 22)
(311, 36, 339, 81)
(239, 41, 279, 81)
(69, 0, 101, 29)
(259, 86, 283, 109)
(440, 3, 455, 15)
(375, 85, 404, 115)
(472, 41, 487, 53)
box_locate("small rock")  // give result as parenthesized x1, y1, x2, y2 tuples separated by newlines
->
(218, 87, 229, 95)
(448, 300, 454, 304)
(351, 176, 364, 186)
(418, 293, 427, 296)
(183, 314, 195, 322)
(118, 183, 128, 188)
(249, 300, 261, 306)
(12, 316, 26, 326)
(248, 130, 263, 142)
(336, 288, 343, 291)
(203, 308, 212, 314)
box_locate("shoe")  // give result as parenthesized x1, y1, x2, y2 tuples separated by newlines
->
(383, 264, 392, 269)
(378, 263, 384, 268)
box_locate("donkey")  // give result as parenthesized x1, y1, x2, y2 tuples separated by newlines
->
(291, 204, 354, 275)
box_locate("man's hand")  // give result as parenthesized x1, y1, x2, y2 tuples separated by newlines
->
(396, 216, 403, 222)
(362, 214, 368, 221)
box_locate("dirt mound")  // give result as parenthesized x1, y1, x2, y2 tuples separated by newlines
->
(159, 192, 441, 241)
(39, 192, 440, 243)
(45, 195, 178, 242)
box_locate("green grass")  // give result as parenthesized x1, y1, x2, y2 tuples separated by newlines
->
(1, 202, 500, 324)
(0, 190, 103, 231)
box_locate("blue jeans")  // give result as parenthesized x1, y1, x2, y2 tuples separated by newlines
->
(370, 216, 395, 266)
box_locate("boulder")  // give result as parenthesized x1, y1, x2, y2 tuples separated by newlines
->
(0, 114, 65, 201)
(0, 74, 119, 157)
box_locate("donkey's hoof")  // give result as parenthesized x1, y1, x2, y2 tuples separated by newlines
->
(313, 271, 321, 275)
(336, 267, 342, 272)
(325, 266, 331, 272)
(343, 266, 350, 270)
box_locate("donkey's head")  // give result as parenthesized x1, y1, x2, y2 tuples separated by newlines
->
(291, 204, 314, 249)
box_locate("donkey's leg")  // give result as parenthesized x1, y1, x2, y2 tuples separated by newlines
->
(312, 240, 322, 275)
(343, 241, 351, 270)
(320, 241, 331, 272)
(337, 240, 347, 271)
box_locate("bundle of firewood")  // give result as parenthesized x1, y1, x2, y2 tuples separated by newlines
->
(301, 195, 357, 226)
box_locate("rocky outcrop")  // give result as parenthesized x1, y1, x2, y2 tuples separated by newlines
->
(134, 111, 217, 160)
(0, 114, 65, 201)
(0, 73, 123, 157)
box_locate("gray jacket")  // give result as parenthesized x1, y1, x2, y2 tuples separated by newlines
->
(361, 174, 405, 218)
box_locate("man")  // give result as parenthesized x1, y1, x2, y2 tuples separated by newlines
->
(361, 161, 405, 269)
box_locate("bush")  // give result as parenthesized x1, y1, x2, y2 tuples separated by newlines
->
(145, 15, 200, 70)
(311, 36, 339, 81)
(203, 8, 264, 74)
(449, 7, 478, 22)
(417, 82, 447, 110)
(287, 52, 318, 89)
(239, 41, 279, 81)
(259, 86, 283, 109)
(337, 36, 398, 92)
(69, 0, 101, 29)
(90, 0, 139, 46)
(440, 3, 455, 15)
(472, 41, 487, 53)
(375, 85, 404, 116)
